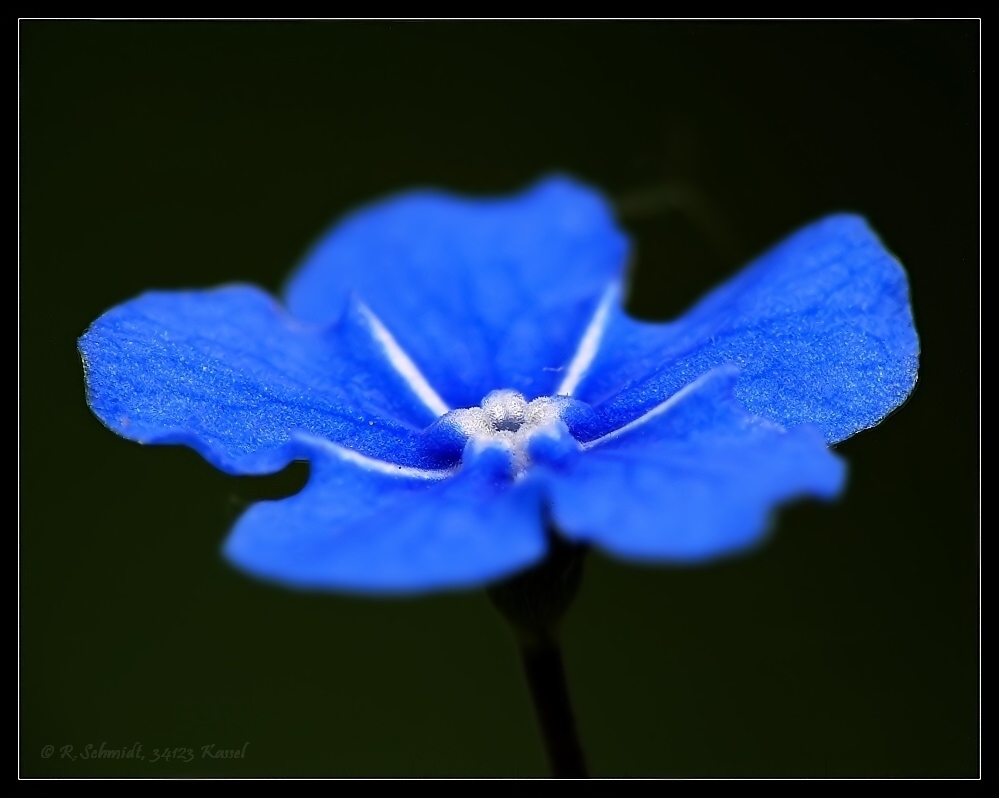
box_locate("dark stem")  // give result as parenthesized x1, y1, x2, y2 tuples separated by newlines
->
(518, 634, 588, 778)
(487, 533, 589, 777)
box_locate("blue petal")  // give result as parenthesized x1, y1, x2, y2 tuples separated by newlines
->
(284, 176, 629, 408)
(78, 286, 443, 474)
(532, 366, 846, 562)
(224, 439, 547, 594)
(574, 215, 919, 444)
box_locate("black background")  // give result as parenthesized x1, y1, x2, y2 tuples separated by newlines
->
(20, 21, 978, 777)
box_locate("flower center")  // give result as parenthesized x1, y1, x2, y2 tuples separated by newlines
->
(425, 389, 594, 477)
(425, 389, 581, 476)
(452, 389, 568, 443)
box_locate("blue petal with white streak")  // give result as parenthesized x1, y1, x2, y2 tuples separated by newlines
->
(284, 176, 629, 408)
(224, 439, 547, 593)
(532, 367, 846, 561)
(78, 286, 446, 474)
(573, 215, 919, 444)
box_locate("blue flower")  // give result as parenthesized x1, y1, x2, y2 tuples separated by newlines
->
(78, 177, 919, 594)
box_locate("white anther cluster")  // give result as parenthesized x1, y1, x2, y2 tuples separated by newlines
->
(450, 390, 573, 472)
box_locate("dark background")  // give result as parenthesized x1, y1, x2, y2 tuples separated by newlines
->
(20, 21, 978, 777)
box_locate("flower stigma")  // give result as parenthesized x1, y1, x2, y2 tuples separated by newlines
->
(443, 390, 580, 477)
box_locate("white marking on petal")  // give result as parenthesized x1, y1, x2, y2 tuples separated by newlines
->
(357, 302, 451, 418)
(315, 439, 455, 480)
(582, 368, 727, 450)
(556, 282, 620, 397)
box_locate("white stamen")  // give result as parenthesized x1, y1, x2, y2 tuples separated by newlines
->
(357, 302, 450, 418)
(449, 391, 574, 475)
(482, 389, 528, 431)
(556, 282, 620, 397)
(582, 369, 724, 450)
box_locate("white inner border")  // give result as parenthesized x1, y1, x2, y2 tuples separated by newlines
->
(357, 301, 451, 418)
(556, 282, 620, 397)
(582, 368, 726, 450)
(316, 438, 456, 480)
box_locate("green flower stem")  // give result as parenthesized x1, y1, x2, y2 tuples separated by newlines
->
(516, 632, 587, 777)
(487, 533, 588, 778)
